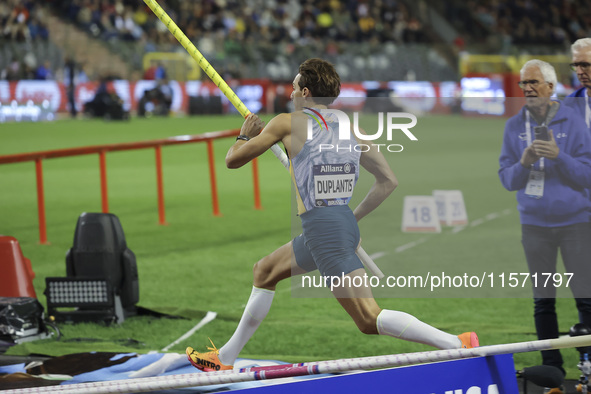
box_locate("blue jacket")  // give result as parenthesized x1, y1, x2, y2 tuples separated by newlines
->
(498, 102, 591, 226)
(568, 87, 587, 97)
(564, 87, 590, 130)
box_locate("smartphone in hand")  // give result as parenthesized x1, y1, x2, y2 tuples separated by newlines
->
(534, 125, 549, 141)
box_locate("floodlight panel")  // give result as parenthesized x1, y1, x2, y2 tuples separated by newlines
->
(45, 278, 113, 307)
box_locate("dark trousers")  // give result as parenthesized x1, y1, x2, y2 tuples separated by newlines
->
(522, 223, 591, 373)
(68, 87, 77, 117)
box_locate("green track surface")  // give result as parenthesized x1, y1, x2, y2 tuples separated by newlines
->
(0, 114, 583, 377)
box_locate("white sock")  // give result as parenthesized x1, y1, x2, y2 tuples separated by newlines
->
(376, 309, 461, 349)
(219, 286, 275, 365)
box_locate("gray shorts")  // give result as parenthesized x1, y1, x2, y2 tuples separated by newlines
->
(292, 205, 363, 277)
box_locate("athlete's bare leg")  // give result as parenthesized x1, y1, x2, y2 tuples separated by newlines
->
(253, 240, 307, 290)
(206, 241, 307, 365)
(333, 268, 461, 349)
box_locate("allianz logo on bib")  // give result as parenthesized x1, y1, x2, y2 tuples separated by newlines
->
(319, 164, 352, 173)
(304, 108, 418, 153)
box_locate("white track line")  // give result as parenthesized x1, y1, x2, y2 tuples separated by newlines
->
(368, 251, 387, 260)
(161, 311, 217, 352)
(371, 208, 513, 259)
(395, 238, 428, 253)
(451, 225, 466, 234)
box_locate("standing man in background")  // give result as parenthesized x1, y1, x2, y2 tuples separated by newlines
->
(565, 38, 591, 129)
(499, 59, 591, 394)
(65, 57, 78, 119)
(565, 36, 591, 394)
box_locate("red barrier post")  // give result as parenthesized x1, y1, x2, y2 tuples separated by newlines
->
(34, 159, 48, 245)
(99, 150, 109, 213)
(0, 130, 242, 243)
(206, 139, 221, 216)
(252, 158, 262, 210)
(155, 145, 167, 225)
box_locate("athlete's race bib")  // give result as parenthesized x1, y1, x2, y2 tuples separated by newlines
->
(313, 163, 355, 207)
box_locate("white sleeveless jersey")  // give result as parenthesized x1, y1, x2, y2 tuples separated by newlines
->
(290, 109, 361, 215)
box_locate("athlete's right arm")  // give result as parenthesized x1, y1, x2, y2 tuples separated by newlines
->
(354, 143, 398, 222)
(226, 113, 291, 169)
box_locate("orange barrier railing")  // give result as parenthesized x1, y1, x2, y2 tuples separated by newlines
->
(0, 129, 262, 244)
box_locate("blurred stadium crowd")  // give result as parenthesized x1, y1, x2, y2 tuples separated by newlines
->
(443, 0, 591, 49)
(1, 0, 48, 42)
(54, 0, 432, 81)
(1, 0, 433, 82)
(55, 0, 426, 47)
(0, 0, 589, 83)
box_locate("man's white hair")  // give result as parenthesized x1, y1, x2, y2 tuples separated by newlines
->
(572, 38, 591, 53)
(520, 59, 557, 94)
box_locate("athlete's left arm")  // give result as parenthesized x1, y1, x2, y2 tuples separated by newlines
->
(354, 133, 398, 222)
(226, 113, 290, 169)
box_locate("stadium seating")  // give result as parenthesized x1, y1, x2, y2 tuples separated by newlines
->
(36, 0, 457, 82)
(4, 0, 584, 83)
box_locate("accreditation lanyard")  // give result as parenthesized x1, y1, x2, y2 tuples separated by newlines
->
(586, 94, 590, 128)
(525, 110, 544, 171)
(525, 110, 545, 198)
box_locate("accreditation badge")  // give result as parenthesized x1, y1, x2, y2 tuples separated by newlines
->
(525, 170, 544, 198)
(313, 163, 355, 207)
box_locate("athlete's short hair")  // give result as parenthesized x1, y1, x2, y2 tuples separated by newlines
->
(298, 58, 340, 104)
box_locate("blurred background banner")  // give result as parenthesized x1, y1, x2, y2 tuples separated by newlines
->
(1, 79, 468, 115)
